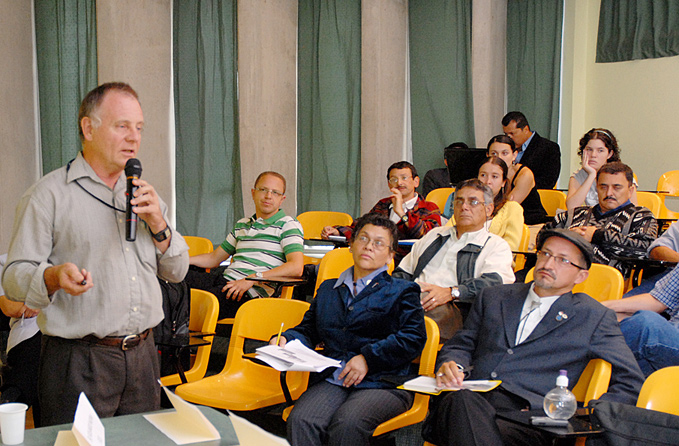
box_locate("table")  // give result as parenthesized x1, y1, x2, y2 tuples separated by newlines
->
(496, 409, 603, 443)
(245, 275, 307, 298)
(21, 406, 239, 445)
(613, 256, 677, 292)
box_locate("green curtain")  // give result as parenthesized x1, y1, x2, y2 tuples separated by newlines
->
(597, 0, 679, 63)
(34, 0, 97, 175)
(173, 0, 242, 243)
(297, 0, 362, 215)
(409, 0, 474, 178)
(506, 0, 563, 141)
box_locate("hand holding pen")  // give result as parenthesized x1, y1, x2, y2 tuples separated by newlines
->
(435, 361, 473, 388)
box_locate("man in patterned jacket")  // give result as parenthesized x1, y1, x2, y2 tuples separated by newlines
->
(321, 161, 442, 263)
(539, 162, 657, 277)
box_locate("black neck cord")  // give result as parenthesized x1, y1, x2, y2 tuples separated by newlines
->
(66, 158, 126, 213)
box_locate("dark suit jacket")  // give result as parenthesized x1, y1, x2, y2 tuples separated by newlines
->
(422, 168, 451, 197)
(519, 132, 561, 190)
(436, 282, 644, 409)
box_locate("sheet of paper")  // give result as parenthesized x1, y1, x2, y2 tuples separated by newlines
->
(143, 387, 220, 445)
(227, 411, 290, 445)
(255, 339, 341, 372)
(401, 376, 502, 394)
(53, 430, 80, 446)
(71, 392, 105, 446)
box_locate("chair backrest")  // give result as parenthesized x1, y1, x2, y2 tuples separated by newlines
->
(525, 263, 624, 302)
(537, 189, 566, 217)
(657, 170, 679, 196)
(636, 366, 679, 415)
(314, 247, 395, 295)
(296, 211, 353, 239)
(425, 187, 455, 213)
(636, 191, 662, 218)
(513, 225, 532, 272)
(184, 236, 214, 257)
(221, 298, 311, 374)
(418, 316, 440, 376)
(160, 289, 220, 386)
(571, 359, 612, 406)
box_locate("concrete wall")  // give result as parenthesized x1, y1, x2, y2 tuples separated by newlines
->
(0, 1, 40, 253)
(561, 0, 679, 190)
(97, 0, 175, 220)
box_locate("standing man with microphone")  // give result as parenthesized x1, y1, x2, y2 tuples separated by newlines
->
(1, 83, 189, 426)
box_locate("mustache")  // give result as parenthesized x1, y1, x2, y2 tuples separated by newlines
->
(604, 196, 617, 201)
(535, 267, 555, 280)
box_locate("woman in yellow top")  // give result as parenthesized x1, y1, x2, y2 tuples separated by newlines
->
(443, 156, 524, 250)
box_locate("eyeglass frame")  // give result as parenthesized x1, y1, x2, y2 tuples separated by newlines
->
(535, 250, 586, 270)
(254, 187, 284, 197)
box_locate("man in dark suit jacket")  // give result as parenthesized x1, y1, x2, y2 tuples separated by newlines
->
(423, 228, 644, 446)
(502, 111, 561, 189)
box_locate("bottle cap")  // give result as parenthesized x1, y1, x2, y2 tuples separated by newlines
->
(556, 369, 569, 387)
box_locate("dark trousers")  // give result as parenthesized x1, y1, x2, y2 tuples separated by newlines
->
(1, 332, 42, 424)
(39, 332, 160, 426)
(184, 267, 253, 319)
(287, 380, 413, 446)
(424, 389, 552, 446)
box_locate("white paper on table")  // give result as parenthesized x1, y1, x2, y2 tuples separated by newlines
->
(143, 387, 220, 445)
(54, 392, 105, 446)
(255, 339, 341, 372)
(227, 410, 290, 445)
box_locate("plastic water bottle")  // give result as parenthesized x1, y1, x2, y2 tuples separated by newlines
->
(543, 370, 577, 420)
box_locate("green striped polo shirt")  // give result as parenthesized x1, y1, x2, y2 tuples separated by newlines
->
(220, 210, 304, 297)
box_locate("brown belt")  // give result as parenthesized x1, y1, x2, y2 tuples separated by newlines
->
(81, 329, 151, 351)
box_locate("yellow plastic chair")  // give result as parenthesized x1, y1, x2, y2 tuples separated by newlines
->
(657, 170, 679, 196)
(525, 263, 624, 302)
(572, 359, 612, 406)
(636, 191, 662, 218)
(636, 366, 679, 415)
(184, 235, 214, 257)
(426, 187, 455, 213)
(160, 289, 220, 386)
(513, 225, 532, 272)
(537, 189, 566, 217)
(373, 316, 440, 436)
(296, 211, 353, 239)
(314, 247, 394, 296)
(176, 298, 311, 411)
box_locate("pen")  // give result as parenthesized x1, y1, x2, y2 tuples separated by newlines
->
(275, 322, 284, 345)
(437, 365, 474, 377)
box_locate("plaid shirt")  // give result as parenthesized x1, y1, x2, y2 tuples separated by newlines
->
(335, 195, 442, 262)
(650, 266, 679, 326)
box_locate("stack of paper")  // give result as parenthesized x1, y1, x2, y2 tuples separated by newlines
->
(256, 339, 341, 372)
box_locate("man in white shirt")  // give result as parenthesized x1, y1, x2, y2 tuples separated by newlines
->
(393, 179, 515, 339)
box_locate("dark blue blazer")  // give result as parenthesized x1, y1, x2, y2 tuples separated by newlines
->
(283, 271, 426, 389)
(437, 282, 644, 408)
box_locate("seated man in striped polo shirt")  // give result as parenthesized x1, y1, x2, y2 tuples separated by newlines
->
(186, 171, 304, 319)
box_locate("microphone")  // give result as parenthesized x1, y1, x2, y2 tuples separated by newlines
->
(125, 158, 143, 241)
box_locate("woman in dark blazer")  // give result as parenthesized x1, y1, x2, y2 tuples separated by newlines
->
(272, 213, 426, 446)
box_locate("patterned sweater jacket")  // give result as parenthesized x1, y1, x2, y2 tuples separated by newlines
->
(540, 202, 657, 276)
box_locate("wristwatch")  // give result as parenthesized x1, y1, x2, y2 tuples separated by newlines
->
(401, 214, 409, 223)
(450, 286, 460, 299)
(151, 225, 171, 242)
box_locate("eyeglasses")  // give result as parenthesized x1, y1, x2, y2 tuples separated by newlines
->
(355, 234, 389, 251)
(453, 198, 485, 207)
(388, 176, 412, 185)
(536, 250, 586, 270)
(254, 187, 284, 197)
